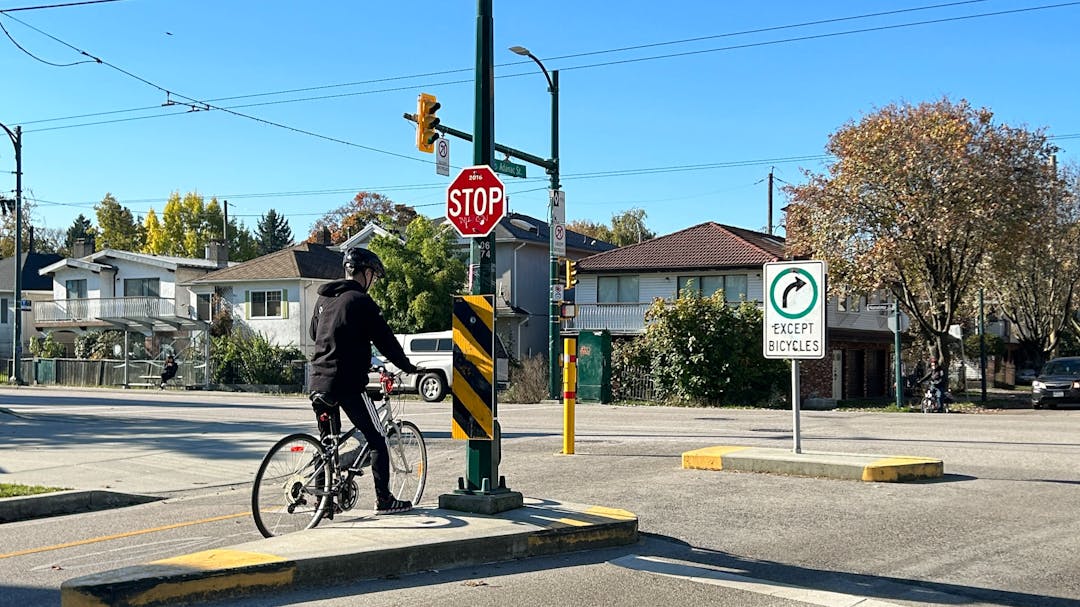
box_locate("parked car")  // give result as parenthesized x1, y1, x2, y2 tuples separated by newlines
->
(368, 330, 510, 402)
(1031, 357, 1080, 409)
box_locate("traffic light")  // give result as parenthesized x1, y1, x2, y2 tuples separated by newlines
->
(416, 93, 441, 153)
(565, 259, 578, 289)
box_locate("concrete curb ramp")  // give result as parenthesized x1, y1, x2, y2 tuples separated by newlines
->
(682, 446, 943, 482)
(60, 498, 638, 607)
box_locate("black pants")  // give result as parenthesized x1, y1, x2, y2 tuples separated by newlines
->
(311, 392, 391, 501)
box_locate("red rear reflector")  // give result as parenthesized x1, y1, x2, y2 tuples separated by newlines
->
(290, 446, 307, 452)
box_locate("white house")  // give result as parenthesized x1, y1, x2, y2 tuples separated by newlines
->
(34, 243, 224, 357)
(571, 221, 899, 401)
(184, 241, 343, 356)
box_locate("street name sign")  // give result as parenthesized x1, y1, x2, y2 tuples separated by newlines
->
(763, 260, 826, 360)
(492, 158, 527, 179)
(866, 303, 895, 312)
(447, 165, 507, 238)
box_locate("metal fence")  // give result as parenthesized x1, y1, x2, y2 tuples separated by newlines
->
(611, 365, 657, 402)
(2, 357, 207, 388)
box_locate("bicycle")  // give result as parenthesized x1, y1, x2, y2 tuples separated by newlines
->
(251, 368, 428, 538)
(920, 382, 950, 414)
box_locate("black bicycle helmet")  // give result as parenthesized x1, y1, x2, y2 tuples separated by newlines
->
(343, 247, 386, 278)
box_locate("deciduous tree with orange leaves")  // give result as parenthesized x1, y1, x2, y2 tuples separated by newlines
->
(784, 98, 1058, 370)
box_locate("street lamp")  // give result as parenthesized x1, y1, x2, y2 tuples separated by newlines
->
(0, 121, 23, 385)
(509, 45, 562, 400)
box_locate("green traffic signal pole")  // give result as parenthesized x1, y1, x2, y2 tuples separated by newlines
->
(465, 0, 497, 496)
(510, 47, 562, 401)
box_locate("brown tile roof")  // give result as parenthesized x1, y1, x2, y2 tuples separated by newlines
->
(187, 242, 342, 284)
(576, 222, 787, 272)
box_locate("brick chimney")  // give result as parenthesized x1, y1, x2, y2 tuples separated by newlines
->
(205, 239, 229, 268)
(314, 226, 332, 245)
(72, 238, 93, 258)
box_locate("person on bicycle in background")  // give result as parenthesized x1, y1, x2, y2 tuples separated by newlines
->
(308, 247, 419, 515)
(919, 357, 947, 411)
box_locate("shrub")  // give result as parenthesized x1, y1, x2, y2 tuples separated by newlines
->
(211, 330, 305, 385)
(637, 294, 788, 405)
(503, 354, 548, 403)
(29, 334, 66, 358)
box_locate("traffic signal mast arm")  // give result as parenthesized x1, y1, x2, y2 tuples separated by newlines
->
(404, 112, 556, 174)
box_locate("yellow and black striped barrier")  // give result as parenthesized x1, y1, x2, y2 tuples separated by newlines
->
(452, 295, 495, 440)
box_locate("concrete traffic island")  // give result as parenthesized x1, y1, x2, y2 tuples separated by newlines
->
(60, 498, 638, 607)
(682, 446, 943, 482)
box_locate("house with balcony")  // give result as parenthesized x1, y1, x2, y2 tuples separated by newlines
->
(570, 221, 898, 401)
(34, 241, 227, 359)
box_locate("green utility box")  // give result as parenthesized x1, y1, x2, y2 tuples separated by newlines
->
(576, 330, 612, 403)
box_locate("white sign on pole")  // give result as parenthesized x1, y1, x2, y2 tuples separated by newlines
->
(553, 223, 566, 257)
(551, 284, 564, 302)
(551, 189, 566, 257)
(866, 303, 895, 312)
(435, 138, 450, 177)
(763, 260, 827, 360)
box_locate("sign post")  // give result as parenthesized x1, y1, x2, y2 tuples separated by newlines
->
(869, 302, 905, 410)
(763, 261, 826, 454)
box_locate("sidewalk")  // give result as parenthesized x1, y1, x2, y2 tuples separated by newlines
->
(59, 498, 638, 607)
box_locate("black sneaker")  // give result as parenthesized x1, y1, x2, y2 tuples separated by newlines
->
(375, 495, 413, 515)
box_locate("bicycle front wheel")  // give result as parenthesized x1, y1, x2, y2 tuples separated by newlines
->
(386, 420, 427, 505)
(252, 433, 330, 538)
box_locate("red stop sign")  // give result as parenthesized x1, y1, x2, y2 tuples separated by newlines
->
(446, 165, 506, 238)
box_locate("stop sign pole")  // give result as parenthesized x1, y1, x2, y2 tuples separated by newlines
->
(437, 0, 523, 515)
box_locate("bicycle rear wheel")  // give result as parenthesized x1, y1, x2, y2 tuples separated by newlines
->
(386, 420, 427, 505)
(252, 433, 330, 538)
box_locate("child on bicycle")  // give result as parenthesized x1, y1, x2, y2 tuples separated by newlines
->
(308, 247, 420, 515)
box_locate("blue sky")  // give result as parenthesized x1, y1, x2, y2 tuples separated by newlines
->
(2, 0, 1078, 242)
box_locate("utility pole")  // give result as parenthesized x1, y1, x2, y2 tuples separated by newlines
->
(767, 168, 774, 235)
(1, 123, 24, 384)
(222, 199, 229, 242)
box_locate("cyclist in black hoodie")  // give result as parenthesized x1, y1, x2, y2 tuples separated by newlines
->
(308, 247, 419, 515)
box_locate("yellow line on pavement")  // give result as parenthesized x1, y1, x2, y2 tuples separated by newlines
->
(0, 511, 251, 560)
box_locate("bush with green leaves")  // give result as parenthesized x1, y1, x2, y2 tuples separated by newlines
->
(637, 294, 788, 405)
(211, 330, 305, 385)
(75, 330, 113, 359)
(29, 334, 66, 358)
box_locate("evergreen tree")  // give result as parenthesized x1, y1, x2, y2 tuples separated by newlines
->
(255, 209, 293, 255)
(65, 214, 95, 250)
(95, 193, 143, 251)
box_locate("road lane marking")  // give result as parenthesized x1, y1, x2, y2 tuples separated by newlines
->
(0, 511, 251, 559)
(610, 554, 907, 607)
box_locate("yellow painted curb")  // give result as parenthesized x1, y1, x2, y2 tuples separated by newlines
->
(862, 457, 944, 482)
(681, 446, 750, 470)
(61, 549, 295, 607)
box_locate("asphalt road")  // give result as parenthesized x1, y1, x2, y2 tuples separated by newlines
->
(1, 386, 1078, 607)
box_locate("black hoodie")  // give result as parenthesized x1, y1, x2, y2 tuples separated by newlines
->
(308, 279, 414, 397)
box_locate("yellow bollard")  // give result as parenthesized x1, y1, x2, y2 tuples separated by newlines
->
(562, 337, 577, 455)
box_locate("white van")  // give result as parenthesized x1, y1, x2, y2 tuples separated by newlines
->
(370, 331, 510, 402)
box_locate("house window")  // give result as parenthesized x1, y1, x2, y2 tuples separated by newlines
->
(597, 276, 639, 303)
(1, 298, 7, 324)
(197, 293, 212, 321)
(124, 278, 160, 297)
(250, 290, 282, 318)
(65, 279, 87, 300)
(677, 274, 748, 302)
